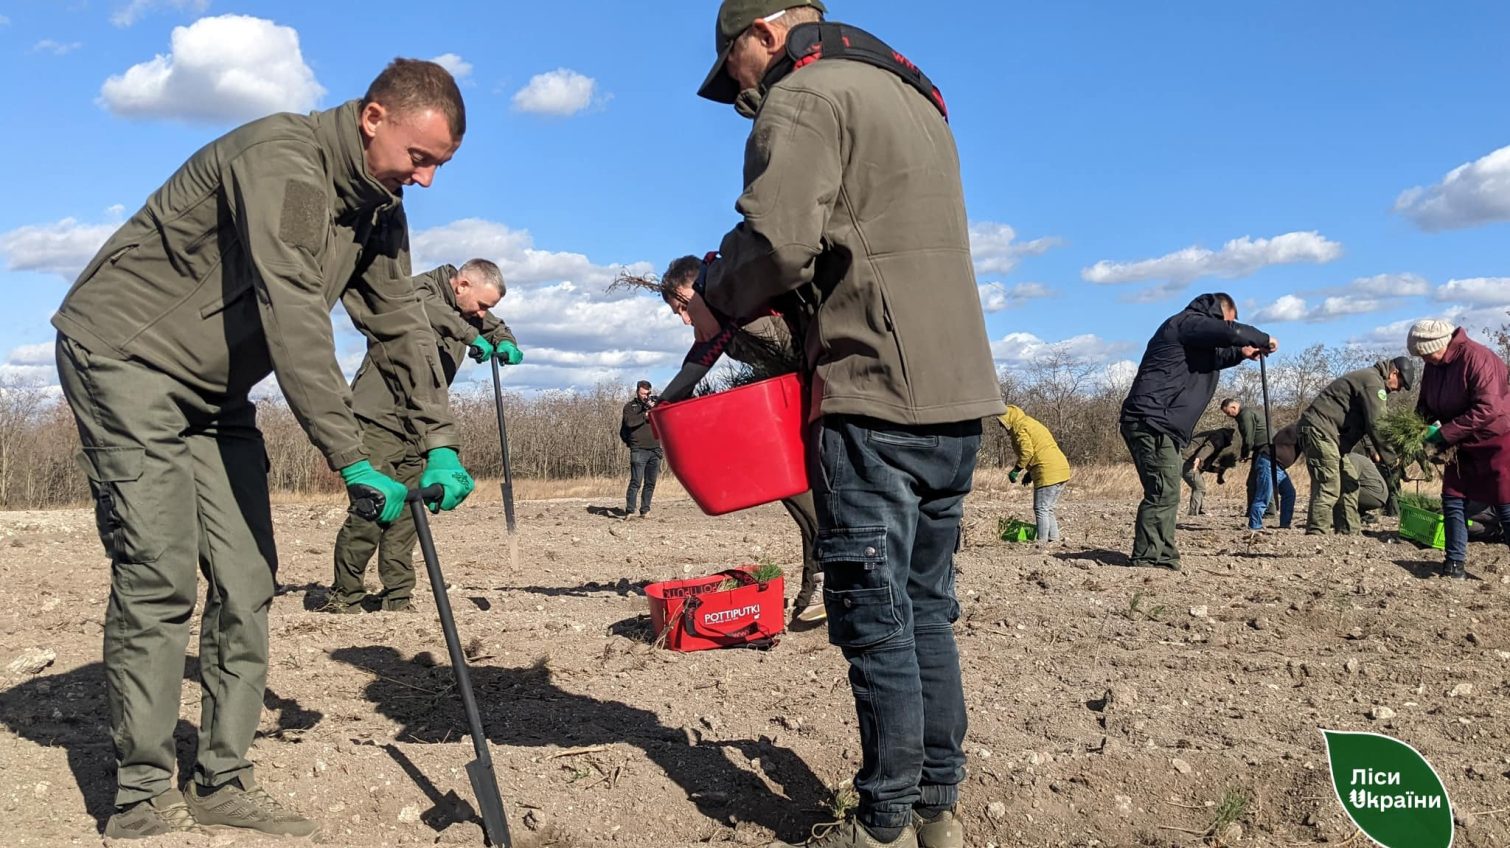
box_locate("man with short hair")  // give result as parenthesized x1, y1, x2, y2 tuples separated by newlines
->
(1120, 294, 1277, 569)
(1219, 398, 1295, 530)
(622, 381, 662, 518)
(688, 3, 1004, 845)
(1180, 427, 1235, 516)
(329, 259, 521, 614)
(1299, 357, 1413, 535)
(52, 58, 474, 839)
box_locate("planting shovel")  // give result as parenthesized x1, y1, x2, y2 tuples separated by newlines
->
(489, 356, 518, 535)
(349, 484, 514, 847)
(1259, 353, 1281, 515)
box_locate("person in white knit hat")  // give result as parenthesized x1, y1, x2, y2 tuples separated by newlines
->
(1408, 319, 1510, 579)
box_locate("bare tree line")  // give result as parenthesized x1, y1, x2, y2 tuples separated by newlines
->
(0, 340, 1471, 510)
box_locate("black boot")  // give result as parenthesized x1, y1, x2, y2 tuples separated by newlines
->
(1441, 560, 1467, 580)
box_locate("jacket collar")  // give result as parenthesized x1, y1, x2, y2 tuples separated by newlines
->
(316, 100, 401, 220)
(432, 264, 460, 308)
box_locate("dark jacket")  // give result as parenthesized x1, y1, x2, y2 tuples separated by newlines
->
(1300, 359, 1392, 454)
(1120, 295, 1271, 447)
(703, 50, 1003, 426)
(1231, 406, 1271, 459)
(1273, 423, 1302, 470)
(53, 100, 452, 470)
(352, 264, 515, 440)
(622, 398, 661, 451)
(1182, 428, 1235, 474)
(1416, 328, 1510, 503)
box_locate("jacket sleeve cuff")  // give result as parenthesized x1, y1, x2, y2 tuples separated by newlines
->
(326, 445, 369, 473)
(420, 434, 461, 455)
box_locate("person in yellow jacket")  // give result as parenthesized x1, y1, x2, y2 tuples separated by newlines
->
(999, 406, 1072, 542)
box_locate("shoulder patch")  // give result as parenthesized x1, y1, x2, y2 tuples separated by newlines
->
(278, 180, 326, 253)
(1377, 388, 1387, 401)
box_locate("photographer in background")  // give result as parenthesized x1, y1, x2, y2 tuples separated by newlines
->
(622, 380, 662, 519)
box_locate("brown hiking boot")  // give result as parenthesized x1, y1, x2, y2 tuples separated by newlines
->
(912, 809, 963, 848)
(183, 775, 318, 837)
(767, 818, 916, 847)
(104, 792, 203, 839)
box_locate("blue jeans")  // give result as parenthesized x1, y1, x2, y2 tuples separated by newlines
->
(809, 415, 980, 832)
(1034, 482, 1065, 541)
(1247, 453, 1295, 530)
(625, 447, 661, 514)
(1443, 498, 1510, 563)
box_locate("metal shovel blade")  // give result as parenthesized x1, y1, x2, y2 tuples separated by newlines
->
(466, 758, 512, 847)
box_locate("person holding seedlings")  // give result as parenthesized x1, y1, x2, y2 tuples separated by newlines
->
(51, 59, 473, 838)
(1408, 320, 1510, 579)
(1120, 294, 1276, 569)
(998, 406, 1071, 542)
(1298, 357, 1413, 535)
(654, 256, 827, 626)
(1219, 398, 1295, 531)
(1180, 427, 1235, 516)
(329, 260, 520, 614)
(622, 381, 663, 519)
(686, 2, 1004, 843)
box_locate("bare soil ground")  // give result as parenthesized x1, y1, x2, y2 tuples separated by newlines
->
(1, 474, 1508, 847)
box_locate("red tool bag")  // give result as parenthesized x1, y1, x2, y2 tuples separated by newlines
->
(645, 566, 785, 652)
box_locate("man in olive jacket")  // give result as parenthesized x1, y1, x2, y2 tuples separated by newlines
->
(622, 381, 663, 518)
(1180, 428, 1234, 516)
(689, 3, 1004, 845)
(330, 260, 522, 613)
(1299, 357, 1412, 534)
(1120, 293, 1276, 569)
(52, 60, 475, 839)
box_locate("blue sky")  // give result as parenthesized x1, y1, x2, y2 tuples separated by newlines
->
(2, 0, 1508, 394)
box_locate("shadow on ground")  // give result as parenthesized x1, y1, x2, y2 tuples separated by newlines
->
(329, 645, 827, 842)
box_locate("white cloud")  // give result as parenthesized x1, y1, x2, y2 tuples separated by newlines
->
(431, 53, 472, 81)
(1253, 294, 1309, 323)
(99, 14, 325, 123)
(511, 69, 601, 117)
(0, 342, 59, 388)
(1346, 273, 1430, 298)
(411, 218, 653, 290)
(990, 332, 1130, 365)
(1435, 277, 1510, 306)
(1083, 231, 1343, 285)
(1252, 293, 1393, 324)
(977, 281, 1053, 313)
(33, 39, 84, 55)
(105, 203, 126, 218)
(112, 0, 210, 27)
(1394, 145, 1510, 231)
(0, 15, 11, 26)
(969, 222, 1062, 275)
(0, 217, 116, 278)
(1351, 317, 1422, 349)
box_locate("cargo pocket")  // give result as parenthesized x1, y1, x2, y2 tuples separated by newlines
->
(817, 526, 901, 648)
(78, 446, 160, 564)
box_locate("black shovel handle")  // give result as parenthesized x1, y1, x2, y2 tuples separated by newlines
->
(347, 484, 446, 523)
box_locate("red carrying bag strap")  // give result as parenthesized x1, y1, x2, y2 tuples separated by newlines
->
(678, 570, 781, 649)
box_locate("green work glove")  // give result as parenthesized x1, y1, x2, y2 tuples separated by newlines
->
(340, 460, 407, 524)
(1424, 424, 1444, 445)
(496, 340, 524, 365)
(1008, 467, 1022, 484)
(419, 447, 474, 513)
(467, 336, 496, 363)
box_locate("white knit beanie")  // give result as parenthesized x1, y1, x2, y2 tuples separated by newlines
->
(1407, 319, 1454, 357)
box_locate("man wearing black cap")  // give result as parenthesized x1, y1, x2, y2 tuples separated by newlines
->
(685, 3, 1004, 846)
(1298, 357, 1414, 534)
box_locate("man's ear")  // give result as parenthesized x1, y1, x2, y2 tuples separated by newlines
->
(359, 101, 387, 141)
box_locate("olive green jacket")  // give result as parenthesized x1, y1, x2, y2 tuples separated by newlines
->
(703, 59, 1003, 426)
(1300, 359, 1391, 453)
(352, 264, 515, 440)
(52, 100, 453, 470)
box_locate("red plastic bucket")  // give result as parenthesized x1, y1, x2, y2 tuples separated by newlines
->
(649, 373, 809, 515)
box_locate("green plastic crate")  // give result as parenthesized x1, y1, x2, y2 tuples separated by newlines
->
(1397, 503, 1472, 549)
(998, 517, 1037, 543)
